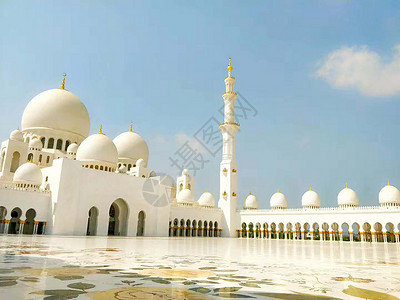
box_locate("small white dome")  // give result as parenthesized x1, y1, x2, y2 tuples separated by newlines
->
(29, 138, 42, 150)
(270, 191, 288, 209)
(198, 191, 215, 207)
(10, 129, 23, 142)
(244, 193, 258, 209)
(67, 142, 78, 154)
(182, 169, 190, 176)
(76, 131, 118, 166)
(177, 188, 194, 204)
(118, 164, 127, 173)
(13, 162, 42, 186)
(301, 189, 321, 208)
(136, 158, 145, 167)
(21, 88, 90, 138)
(337, 185, 359, 207)
(379, 183, 400, 206)
(113, 130, 149, 166)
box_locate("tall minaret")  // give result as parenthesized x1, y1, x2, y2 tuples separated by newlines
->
(218, 58, 240, 237)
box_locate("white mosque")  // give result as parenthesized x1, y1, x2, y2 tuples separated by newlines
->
(0, 60, 399, 243)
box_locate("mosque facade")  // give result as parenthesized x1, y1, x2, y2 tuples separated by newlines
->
(0, 61, 399, 243)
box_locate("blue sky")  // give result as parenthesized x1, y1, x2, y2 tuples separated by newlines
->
(1, 1, 400, 208)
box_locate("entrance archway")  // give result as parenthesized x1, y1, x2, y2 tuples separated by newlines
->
(108, 199, 128, 236)
(86, 207, 98, 236)
(8, 207, 22, 234)
(137, 211, 145, 236)
(0, 207, 7, 234)
(23, 209, 36, 234)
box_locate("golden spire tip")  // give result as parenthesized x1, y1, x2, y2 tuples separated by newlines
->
(345, 183, 348, 188)
(388, 180, 391, 186)
(277, 188, 280, 193)
(227, 57, 233, 73)
(98, 124, 103, 134)
(249, 191, 252, 195)
(129, 122, 133, 132)
(61, 73, 66, 90)
(309, 187, 312, 191)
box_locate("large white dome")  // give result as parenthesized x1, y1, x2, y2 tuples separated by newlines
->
(13, 162, 42, 186)
(301, 189, 321, 208)
(21, 88, 90, 138)
(379, 183, 400, 206)
(177, 188, 194, 204)
(76, 131, 118, 166)
(270, 191, 288, 209)
(113, 130, 149, 166)
(244, 192, 258, 209)
(337, 185, 359, 207)
(198, 191, 215, 207)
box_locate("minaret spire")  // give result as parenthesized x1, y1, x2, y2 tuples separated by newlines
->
(129, 122, 133, 132)
(218, 58, 240, 237)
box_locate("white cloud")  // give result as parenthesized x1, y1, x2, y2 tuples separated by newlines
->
(315, 44, 400, 97)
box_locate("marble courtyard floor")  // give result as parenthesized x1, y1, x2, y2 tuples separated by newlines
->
(0, 236, 398, 299)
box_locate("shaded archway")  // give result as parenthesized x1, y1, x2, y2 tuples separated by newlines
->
(209, 221, 213, 237)
(214, 221, 218, 237)
(313, 223, 320, 240)
(86, 207, 98, 236)
(0, 207, 7, 234)
(342, 223, 350, 241)
(263, 223, 268, 239)
(278, 223, 284, 239)
(386, 223, 395, 243)
(179, 219, 184, 237)
(332, 222, 339, 241)
(352, 223, 360, 242)
(108, 199, 128, 236)
(23, 209, 36, 234)
(363, 222, 372, 242)
(255, 222, 261, 238)
(8, 207, 22, 234)
(185, 219, 191, 237)
(374, 222, 383, 242)
(271, 223, 277, 239)
(169, 219, 172, 237)
(241, 222, 247, 238)
(322, 223, 329, 240)
(173, 218, 178, 236)
(137, 211, 145, 236)
(248, 222, 254, 238)
(295, 222, 301, 240)
(203, 221, 208, 237)
(197, 220, 202, 237)
(10, 152, 20, 172)
(304, 223, 310, 240)
(287, 223, 293, 240)
(192, 220, 196, 236)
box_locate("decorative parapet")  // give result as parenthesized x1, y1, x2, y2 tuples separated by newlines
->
(0, 181, 50, 194)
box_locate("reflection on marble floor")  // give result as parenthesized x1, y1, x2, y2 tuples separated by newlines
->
(0, 236, 399, 299)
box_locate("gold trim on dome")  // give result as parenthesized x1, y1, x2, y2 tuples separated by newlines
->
(60, 73, 66, 90)
(219, 122, 240, 127)
(97, 124, 104, 135)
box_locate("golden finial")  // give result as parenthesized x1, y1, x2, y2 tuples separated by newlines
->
(227, 57, 233, 72)
(97, 124, 104, 135)
(309, 187, 312, 191)
(388, 180, 391, 186)
(206, 189, 209, 192)
(129, 122, 133, 132)
(345, 183, 348, 189)
(61, 73, 66, 90)
(249, 191, 252, 195)
(277, 188, 280, 193)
